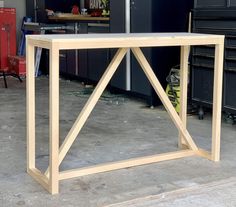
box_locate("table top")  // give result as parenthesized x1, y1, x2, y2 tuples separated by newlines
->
(27, 32, 225, 50)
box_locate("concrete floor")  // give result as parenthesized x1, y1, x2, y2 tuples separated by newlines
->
(0, 76, 236, 207)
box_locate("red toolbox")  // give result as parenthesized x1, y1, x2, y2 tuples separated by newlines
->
(8, 56, 26, 76)
(0, 8, 16, 69)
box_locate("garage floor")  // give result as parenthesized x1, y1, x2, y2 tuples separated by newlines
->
(0, 76, 236, 207)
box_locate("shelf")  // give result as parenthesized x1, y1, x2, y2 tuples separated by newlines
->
(192, 63, 214, 69)
(192, 53, 215, 58)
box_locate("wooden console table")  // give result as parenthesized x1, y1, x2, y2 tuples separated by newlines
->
(26, 33, 224, 194)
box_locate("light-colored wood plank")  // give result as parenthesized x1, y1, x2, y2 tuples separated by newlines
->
(26, 39, 36, 170)
(28, 168, 49, 192)
(179, 143, 189, 150)
(59, 150, 196, 180)
(27, 38, 51, 50)
(197, 149, 212, 160)
(27, 33, 224, 50)
(178, 46, 190, 148)
(211, 42, 225, 161)
(45, 48, 128, 177)
(48, 45, 60, 194)
(131, 47, 198, 151)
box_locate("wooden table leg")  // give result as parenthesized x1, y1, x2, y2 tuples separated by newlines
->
(211, 42, 224, 161)
(26, 41, 36, 172)
(49, 45, 60, 194)
(179, 46, 190, 149)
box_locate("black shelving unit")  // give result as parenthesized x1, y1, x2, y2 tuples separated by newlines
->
(191, 3, 236, 118)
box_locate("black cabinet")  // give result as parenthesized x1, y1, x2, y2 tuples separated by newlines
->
(110, 0, 194, 105)
(109, 0, 127, 90)
(61, 24, 77, 77)
(194, 0, 236, 8)
(191, 5, 236, 115)
(130, 0, 153, 97)
(87, 24, 110, 82)
(31, 26, 77, 77)
(60, 23, 110, 82)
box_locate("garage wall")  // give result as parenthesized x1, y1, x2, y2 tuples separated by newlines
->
(4, 0, 26, 47)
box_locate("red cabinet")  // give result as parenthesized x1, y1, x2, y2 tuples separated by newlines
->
(0, 8, 16, 69)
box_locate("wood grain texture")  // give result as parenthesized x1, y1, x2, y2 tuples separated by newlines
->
(212, 42, 224, 162)
(179, 46, 190, 148)
(28, 168, 49, 192)
(27, 33, 224, 49)
(59, 150, 196, 180)
(197, 149, 212, 160)
(48, 45, 60, 194)
(26, 39, 35, 171)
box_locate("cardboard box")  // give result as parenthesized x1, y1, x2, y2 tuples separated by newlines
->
(8, 56, 26, 76)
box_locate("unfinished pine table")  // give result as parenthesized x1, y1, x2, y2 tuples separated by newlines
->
(26, 33, 224, 194)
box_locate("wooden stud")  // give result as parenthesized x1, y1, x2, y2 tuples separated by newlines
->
(211, 42, 224, 162)
(131, 47, 198, 151)
(178, 46, 190, 148)
(48, 44, 60, 194)
(26, 39, 36, 171)
(28, 168, 50, 192)
(59, 150, 196, 180)
(197, 149, 212, 160)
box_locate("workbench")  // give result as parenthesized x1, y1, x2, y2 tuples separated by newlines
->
(47, 14, 110, 77)
(26, 33, 224, 194)
(48, 13, 109, 22)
